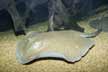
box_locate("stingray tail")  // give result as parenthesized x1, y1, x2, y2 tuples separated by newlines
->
(80, 29, 102, 38)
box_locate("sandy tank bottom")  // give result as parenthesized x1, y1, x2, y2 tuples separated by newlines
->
(0, 9, 108, 72)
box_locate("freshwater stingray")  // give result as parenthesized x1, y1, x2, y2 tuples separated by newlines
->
(16, 30, 94, 64)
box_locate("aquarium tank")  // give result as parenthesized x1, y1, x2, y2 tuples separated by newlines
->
(0, 0, 108, 72)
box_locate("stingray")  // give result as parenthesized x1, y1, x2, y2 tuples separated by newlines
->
(16, 30, 94, 64)
(89, 17, 108, 32)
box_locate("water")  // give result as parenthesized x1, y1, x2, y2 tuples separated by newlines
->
(0, 0, 108, 34)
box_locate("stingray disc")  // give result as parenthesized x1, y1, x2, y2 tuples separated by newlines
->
(16, 30, 94, 64)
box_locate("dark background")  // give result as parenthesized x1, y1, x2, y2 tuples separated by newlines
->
(0, 0, 108, 31)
